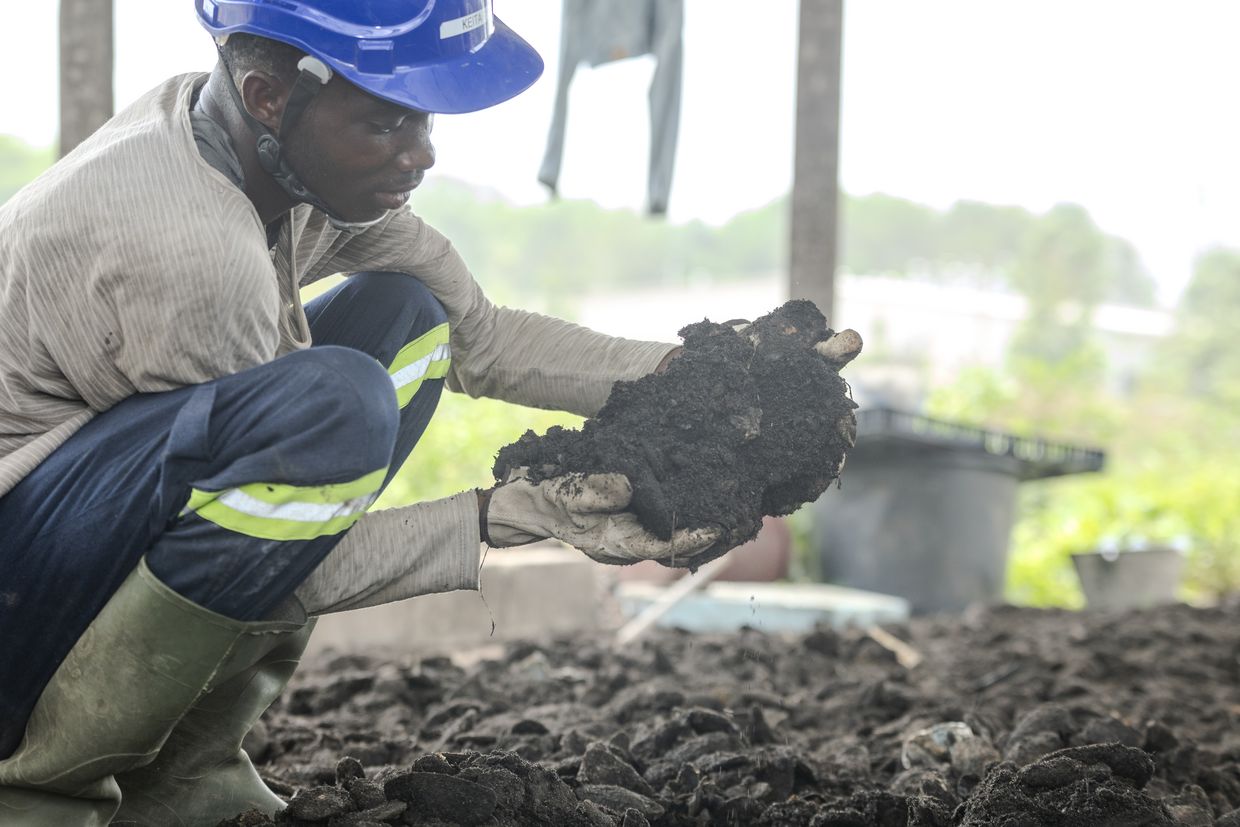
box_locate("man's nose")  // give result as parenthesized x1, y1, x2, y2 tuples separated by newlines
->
(396, 128, 435, 173)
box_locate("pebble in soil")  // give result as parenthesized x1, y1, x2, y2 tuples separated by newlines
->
(224, 600, 1240, 826)
(492, 300, 858, 551)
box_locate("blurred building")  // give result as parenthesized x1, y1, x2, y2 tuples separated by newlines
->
(574, 274, 1172, 406)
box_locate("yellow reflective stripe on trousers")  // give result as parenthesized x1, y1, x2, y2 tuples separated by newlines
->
(182, 467, 388, 541)
(389, 322, 451, 408)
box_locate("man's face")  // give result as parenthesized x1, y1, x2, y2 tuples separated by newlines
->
(282, 77, 436, 223)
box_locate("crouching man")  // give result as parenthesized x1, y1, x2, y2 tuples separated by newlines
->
(0, 2, 859, 824)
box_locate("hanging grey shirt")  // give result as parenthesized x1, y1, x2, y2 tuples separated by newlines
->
(538, 0, 684, 215)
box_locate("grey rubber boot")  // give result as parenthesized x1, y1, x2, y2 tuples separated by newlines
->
(0, 558, 310, 827)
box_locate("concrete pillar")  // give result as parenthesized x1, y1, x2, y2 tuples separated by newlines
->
(789, 0, 844, 324)
(59, 0, 114, 157)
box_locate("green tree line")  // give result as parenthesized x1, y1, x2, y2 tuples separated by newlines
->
(0, 134, 1155, 313)
(416, 180, 1158, 313)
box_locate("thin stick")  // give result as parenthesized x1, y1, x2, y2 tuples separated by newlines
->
(866, 626, 923, 670)
(614, 553, 733, 647)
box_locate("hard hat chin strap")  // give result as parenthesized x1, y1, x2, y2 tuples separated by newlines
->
(215, 47, 385, 233)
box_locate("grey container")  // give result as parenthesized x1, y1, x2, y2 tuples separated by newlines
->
(813, 408, 1104, 614)
(1071, 548, 1184, 611)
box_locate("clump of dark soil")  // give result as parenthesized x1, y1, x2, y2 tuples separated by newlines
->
(224, 750, 625, 826)
(223, 600, 1240, 826)
(492, 300, 858, 550)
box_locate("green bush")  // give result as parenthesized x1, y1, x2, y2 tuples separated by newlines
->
(0, 135, 53, 205)
(375, 392, 583, 509)
(927, 362, 1240, 607)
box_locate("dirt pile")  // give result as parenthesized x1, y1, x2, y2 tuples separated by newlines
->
(221, 600, 1240, 826)
(492, 300, 857, 550)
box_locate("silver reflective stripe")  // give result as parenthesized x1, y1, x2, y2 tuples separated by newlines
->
(216, 488, 376, 524)
(391, 343, 451, 393)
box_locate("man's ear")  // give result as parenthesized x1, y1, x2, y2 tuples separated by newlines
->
(239, 71, 288, 132)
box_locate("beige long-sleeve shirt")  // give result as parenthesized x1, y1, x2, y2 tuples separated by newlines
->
(0, 74, 674, 604)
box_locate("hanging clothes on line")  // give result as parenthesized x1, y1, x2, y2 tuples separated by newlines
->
(538, 0, 685, 216)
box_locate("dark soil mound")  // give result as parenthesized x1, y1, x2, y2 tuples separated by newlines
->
(224, 600, 1240, 826)
(492, 300, 857, 550)
(223, 750, 623, 826)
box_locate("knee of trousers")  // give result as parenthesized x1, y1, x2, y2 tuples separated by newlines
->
(264, 347, 400, 470)
(349, 271, 448, 332)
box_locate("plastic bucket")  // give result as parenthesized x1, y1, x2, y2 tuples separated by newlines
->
(813, 446, 1022, 613)
(1071, 548, 1184, 610)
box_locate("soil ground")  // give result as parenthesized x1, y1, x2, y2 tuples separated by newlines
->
(492, 301, 857, 550)
(222, 600, 1240, 826)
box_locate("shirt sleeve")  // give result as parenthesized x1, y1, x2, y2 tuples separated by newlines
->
(294, 490, 483, 614)
(301, 209, 677, 417)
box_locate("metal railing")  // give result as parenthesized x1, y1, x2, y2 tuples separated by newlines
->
(855, 407, 1105, 478)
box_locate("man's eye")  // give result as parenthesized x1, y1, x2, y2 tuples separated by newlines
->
(369, 122, 398, 135)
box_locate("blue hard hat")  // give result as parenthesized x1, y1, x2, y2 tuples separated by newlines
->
(195, 0, 543, 115)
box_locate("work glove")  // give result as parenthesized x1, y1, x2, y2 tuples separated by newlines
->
(484, 469, 721, 568)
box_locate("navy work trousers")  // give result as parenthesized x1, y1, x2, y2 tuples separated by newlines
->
(0, 272, 448, 759)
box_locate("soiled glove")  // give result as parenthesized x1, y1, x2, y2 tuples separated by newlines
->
(485, 470, 720, 567)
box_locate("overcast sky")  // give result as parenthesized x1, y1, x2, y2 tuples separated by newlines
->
(4, 1, 1239, 305)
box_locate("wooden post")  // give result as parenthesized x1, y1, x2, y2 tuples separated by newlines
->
(789, 0, 844, 323)
(59, 0, 114, 158)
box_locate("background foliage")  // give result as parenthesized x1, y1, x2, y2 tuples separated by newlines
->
(0, 136, 53, 204)
(0, 134, 1156, 315)
(372, 394, 582, 509)
(926, 246, 1240, 605)
(411, 178, 1158, 315)
(4, 136, 1235, 606)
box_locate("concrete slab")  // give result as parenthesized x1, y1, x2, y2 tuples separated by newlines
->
(306, 544, 908, 657)
(616, 580, 909, 634)
(305, 543, 602, 657)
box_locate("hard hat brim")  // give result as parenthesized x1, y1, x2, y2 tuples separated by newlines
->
(328, 17, 544, 115)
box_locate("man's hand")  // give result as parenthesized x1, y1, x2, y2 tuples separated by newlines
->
(482, 470, 720, 568)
